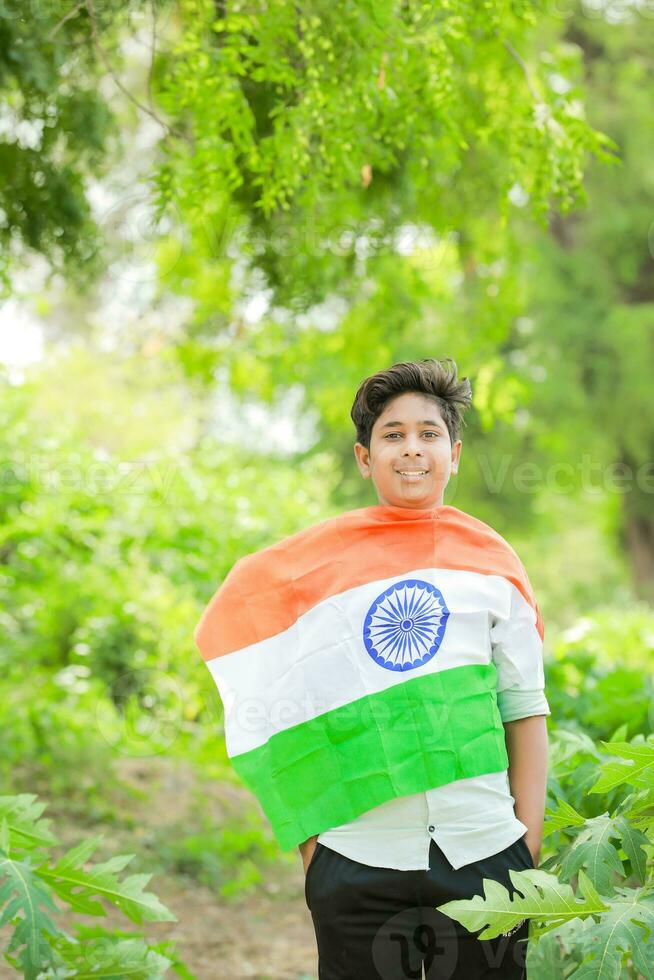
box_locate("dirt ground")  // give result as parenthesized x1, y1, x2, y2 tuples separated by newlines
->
(111, 756, 320, 979)
(1, 756, 319, 980)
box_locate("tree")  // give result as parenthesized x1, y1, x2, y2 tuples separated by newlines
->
(0, 0, 175, 295)
(520, 6, 654, 600)
(153, 0, 614, 310)
(1, 1, 613, 330)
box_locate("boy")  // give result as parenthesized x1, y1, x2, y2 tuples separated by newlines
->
(194, 357, 549, 979)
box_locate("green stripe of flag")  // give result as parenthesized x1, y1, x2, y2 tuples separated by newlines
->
(231, 662, 508, 850)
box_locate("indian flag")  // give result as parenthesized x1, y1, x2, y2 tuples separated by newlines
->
(193, 504, 545, 851)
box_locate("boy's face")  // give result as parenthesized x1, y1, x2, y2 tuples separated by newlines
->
(353, 392, 462, 509)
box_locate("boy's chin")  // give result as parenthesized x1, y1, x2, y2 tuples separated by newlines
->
(377, 492, 444, 509)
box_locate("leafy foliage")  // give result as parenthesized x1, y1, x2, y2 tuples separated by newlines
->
(153, 0, 616, 308)
(513, 10, 654, 602)
(437, 732, 654, 978)
(0, 357, 340, 806)
(545, 607, 654, 740)
(1, 0, 615, 311)
(438, 866, 609, 941)
(0, 0, 139, 293)
(0, 795, 190, 978)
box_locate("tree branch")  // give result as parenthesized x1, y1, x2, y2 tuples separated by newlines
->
(46, 0, 86, 42)
(501, 37, 541, 103)
(84, 0, 190, 144)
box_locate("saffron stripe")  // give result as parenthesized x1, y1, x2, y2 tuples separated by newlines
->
(194, 505, 543, 660)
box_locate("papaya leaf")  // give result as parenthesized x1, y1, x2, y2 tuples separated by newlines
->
(49, 924, 197, 980)
(436, 868, 609, 942)
(41, 933, 174, 979)
(566, 885, 654, 980)
(619, 789, 654, 837)
(607, 723, 630, 743)
(525, 918, 581, 976)
(34, 835, 116, 917)
(0, 795, 59, 851)
(614, 788, 651, 816)
(558, 814, 626, 896)
(612, 816, 650, 886)
(0, 850, 62, 980)
(550, 730, 601, 768)
(590, 741, 654, 794)
(35, 840, 177, 925)
(149, 939, 199, 980)
(542, 797, 586, 837)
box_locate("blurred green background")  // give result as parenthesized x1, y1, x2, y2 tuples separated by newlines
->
(1, 1, 653, 977)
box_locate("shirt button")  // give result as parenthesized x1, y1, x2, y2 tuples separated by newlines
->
(428, 825, 435, 832)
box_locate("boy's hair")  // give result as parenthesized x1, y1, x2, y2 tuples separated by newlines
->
(350, 357, 472, 450)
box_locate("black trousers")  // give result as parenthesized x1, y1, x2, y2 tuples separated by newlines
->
(304, 834, 534, 979)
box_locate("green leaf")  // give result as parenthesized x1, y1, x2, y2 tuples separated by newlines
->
(607, 723, 629, 743)
(0, 816, 9, 856)
(590, 741, 654, 794)
(436, 867, 609, 941)
(525, 918, 580, 976)
(47, 932, 174, 979)
(149, 939, 199, 980)
(612, 816, 650, 886)
(0, 850, 62, 980)
(0, 795, 60, 851)
(618, 789, 654, 838)
(567, 886, 654, 980)
(35, 836, 177, 925)
(542, 796, 586, 837)
(559, 814, 625, 896)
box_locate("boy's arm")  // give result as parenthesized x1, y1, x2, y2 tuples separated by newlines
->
(504, 714, 549, 866)
(299, 835, 319, 874)
(490, 568, 550, 868)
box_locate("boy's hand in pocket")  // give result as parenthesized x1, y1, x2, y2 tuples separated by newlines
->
(299, 835, 318, 874)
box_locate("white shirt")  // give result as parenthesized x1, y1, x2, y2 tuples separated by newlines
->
(317, 691, 550, 871)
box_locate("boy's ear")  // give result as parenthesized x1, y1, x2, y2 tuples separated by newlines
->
(353, 442, 371, 478)
(451, 439, 462, 474)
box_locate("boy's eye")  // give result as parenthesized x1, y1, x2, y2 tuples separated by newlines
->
(384, 432, 439, 439)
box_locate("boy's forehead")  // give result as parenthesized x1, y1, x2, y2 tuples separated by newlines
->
(375, 392, 444, 425)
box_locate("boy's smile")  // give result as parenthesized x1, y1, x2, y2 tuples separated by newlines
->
(354, 391, 462, 509)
